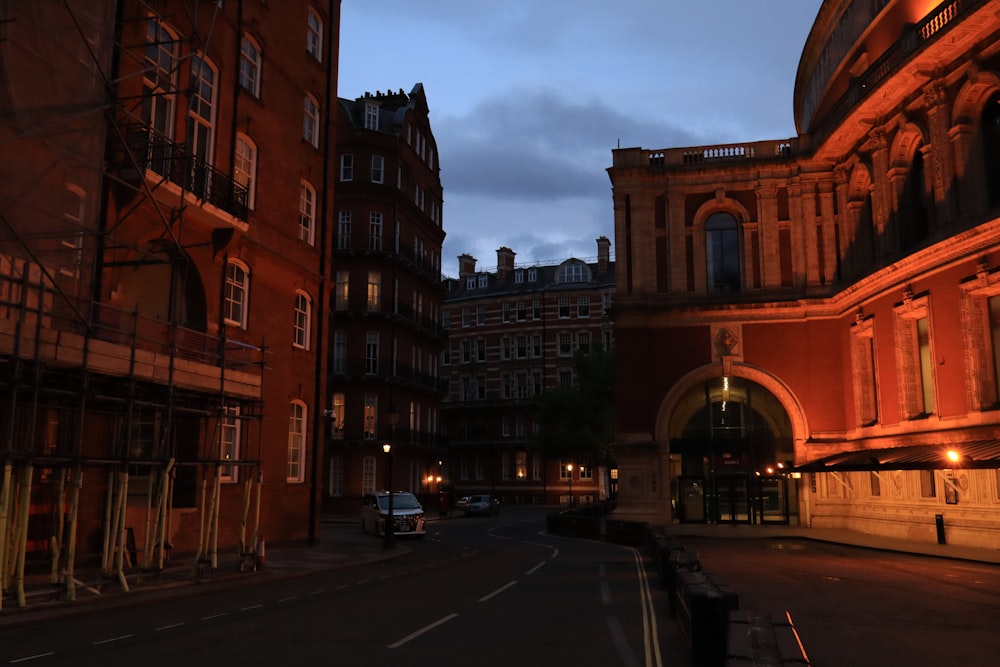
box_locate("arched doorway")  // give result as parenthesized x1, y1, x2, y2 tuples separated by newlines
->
(667, 375, 797, 525)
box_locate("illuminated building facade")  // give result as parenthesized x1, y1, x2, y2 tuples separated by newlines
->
(609, 0, 1000, 549)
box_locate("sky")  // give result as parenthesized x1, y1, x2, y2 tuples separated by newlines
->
(338, 1, 825, 277)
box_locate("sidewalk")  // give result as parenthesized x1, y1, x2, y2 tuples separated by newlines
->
(3, 512, 999, 629)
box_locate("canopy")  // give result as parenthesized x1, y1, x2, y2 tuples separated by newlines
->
(793, 440, 1000, 472)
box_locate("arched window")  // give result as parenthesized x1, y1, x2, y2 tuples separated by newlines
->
(306, 8, 323, 61)
(187, 55, 217, 170)
(706, 212, 740, 294)
(558, 260, 590, 284)
(239, 34, 262, 97)
(224, 259, 250, 328)
(982, 91, 1000, 209)
(293, 290, 311, 349)
(288, 401, 307, 482)
(303, 94, 320, 147)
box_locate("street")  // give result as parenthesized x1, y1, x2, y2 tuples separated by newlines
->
(1, 508, 678, 667)
(681, 534, 1000, 667)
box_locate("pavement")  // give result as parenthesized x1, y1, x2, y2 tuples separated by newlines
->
(2, 510, 999, 629)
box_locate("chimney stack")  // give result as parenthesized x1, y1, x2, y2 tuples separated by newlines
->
(596, 236, 611, 271)
(458, 253, 477, 278)
(496, 247, 516, 281)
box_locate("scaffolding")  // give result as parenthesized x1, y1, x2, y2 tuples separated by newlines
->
(0, 0, 270, 609)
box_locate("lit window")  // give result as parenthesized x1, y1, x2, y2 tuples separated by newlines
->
(293, 291, 311, 349)
(220, 405, 240, 482)
(330, 393, 345, 439)
(894, 294, 935, 419)
(287, 401, 307, 482)
(363, 394, 377, 440)
(334, 271, 349, 311)
(306, 8, 323, 61)
(239, 35, 261, 97)
(367, 271, 381, 311)
(234, 134, 257, 209)
(299, 182, 316, 245)
(224, 260, 249, 328)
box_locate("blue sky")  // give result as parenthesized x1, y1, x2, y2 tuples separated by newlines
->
(338, 1, 824, 276)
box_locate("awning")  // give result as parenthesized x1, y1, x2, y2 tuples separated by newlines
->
(793, 440, 1000, 472)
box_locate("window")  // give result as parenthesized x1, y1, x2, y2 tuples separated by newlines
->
(361, 456, 376, 494)
(371, 155, 384, 183)
(334, 271, 349, 310)
(287, 401, 306, 482)
(332, 330, 347, 372)
(186, 55, 216, 169)
(515, 269, 524, 284)
(502, 302, 511, 323)
(328, 456, 343, 498)
(337, 210, 351, 249)
(477, 338, 486, 362)
(466, 276, 475, 290)
(142, 19, 177, 146)
(365, 332, 379, 374)
(531, 335, 542, 357)
(363, 394, 377, 440)
(340, 154, 354, 181)
(461, 306, 470, 327)
(306, 8, 323, 61)
(369, 212, 383, 251)
(365, 102, 379, 130)
(224, 260, 249, 328)
(578, 332, 591, 353)
(869, 471, 881, 497)
(367, 271, 381, 311)
(558, 297, 571, 319)
(303, 94, 319, 147)
(60, 185, 85, 278)
(330, 393, 345, 438)
(894, 294, 935, 418)
(528, 268, 537, 282)
(219, 405, 240, 482)
(501, 337, 511, 360)
(577, 296, 590, 318)
(239, 35, 261, 97)
(234, 134, 257, 209)
(516, 452, 527, 480)
(706, 212, 741, 294)
(516, 300, 526, 321)
(476, 304, 486, 325)
(299, 182, 316, 245)
(533, 299, 541, 320)
(919, 469, 936, 498)
(559, 333, 572, 356)
(851, 316, 878, 426)
(559, 262, 588, 283)
(560, 461, 573, 480)
(516, 335, 527, 359)
(293, 291, 311, 349)
(478, 274, 488, 288)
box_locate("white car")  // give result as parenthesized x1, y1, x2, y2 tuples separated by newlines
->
(360, 492, 426, 537)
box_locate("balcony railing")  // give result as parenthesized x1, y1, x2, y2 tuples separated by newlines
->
(122, 125, 249, 221)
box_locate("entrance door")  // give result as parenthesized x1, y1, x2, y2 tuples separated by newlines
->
(757, 476, 788, 524)
(715, 475, 750, 523)
(677, 476, 706, 523)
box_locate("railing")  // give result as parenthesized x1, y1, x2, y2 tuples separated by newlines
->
(122, 125, 249, 221)
(613, 139, 798, 170)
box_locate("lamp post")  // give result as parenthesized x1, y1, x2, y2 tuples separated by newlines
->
(383, 407, 400, 549)
(566, 463, 574, 507)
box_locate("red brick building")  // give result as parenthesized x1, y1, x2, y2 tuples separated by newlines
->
(609, 0, 1000, 550)
(0, 0, 340, 596)
(326, 85, 448, 514)
(441, 239, 615, 506)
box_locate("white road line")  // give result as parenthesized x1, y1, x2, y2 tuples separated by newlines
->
(279, 596, 298, 602)
(201, 613, 227, 620)
(10, 653, 55, 663)
(633, 549, 663, 667)
(307, 589, 324, 596)
(155, 622, 185, 631)
(240, 604, 263, 611)
(479, 580, 517, 602)
(93, 634, 134, 645)
(607, 615, 642, 667)
(526, 561, 546, 575)
(388, 613, 459, 649)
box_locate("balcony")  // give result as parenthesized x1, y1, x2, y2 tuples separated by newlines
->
(118, 125, 249, 225)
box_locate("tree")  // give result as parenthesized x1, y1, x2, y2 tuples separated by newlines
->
(536, 349, 615, 464)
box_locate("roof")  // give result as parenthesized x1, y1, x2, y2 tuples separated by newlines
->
(793, 440, 1000, 472)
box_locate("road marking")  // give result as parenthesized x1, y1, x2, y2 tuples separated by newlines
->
(633, 549, 663, 667)
(279, 596, 298, 602)
(388, 613, 459, 649)
(10, 653, 55, 663)
(479, 580, 517, 602)
(607, 615, 642, 667)
(526, 561, 546, 575)
(201, 613, 227, 620)
(307, 589, 324, 596)
(785, 611, 811, 664)
(93, 634, 134, 645)
(240, 604, 263, 611)
(155, 622, 185, 631)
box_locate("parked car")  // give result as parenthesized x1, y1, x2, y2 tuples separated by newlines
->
(455, 496, 470, 512)
(463, 494, 500, 517)
(360, 492, 426, 537)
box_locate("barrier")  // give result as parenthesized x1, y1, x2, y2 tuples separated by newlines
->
(675, 568, 740, 667)
(726, 610, 811, 666)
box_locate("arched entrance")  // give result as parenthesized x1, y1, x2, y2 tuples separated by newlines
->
(666, 375, 798, 525)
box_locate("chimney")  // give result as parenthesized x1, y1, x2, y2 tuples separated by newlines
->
(458, 253, 477, 278)
(596, 236, 611, 271)
(496, 247, 516, 281)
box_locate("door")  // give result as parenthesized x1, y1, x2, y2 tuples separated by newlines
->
(677, 476, 706, 523)
(757, 476, 789, 524)
(715, 475, 750, 523)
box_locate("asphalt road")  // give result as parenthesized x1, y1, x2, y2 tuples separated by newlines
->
(1, 508, 681, 667)
(681, 535, 1000, 667)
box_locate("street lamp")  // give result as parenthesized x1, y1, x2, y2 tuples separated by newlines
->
(383, 406, 400, 549)
(566, 463, 574, 507)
